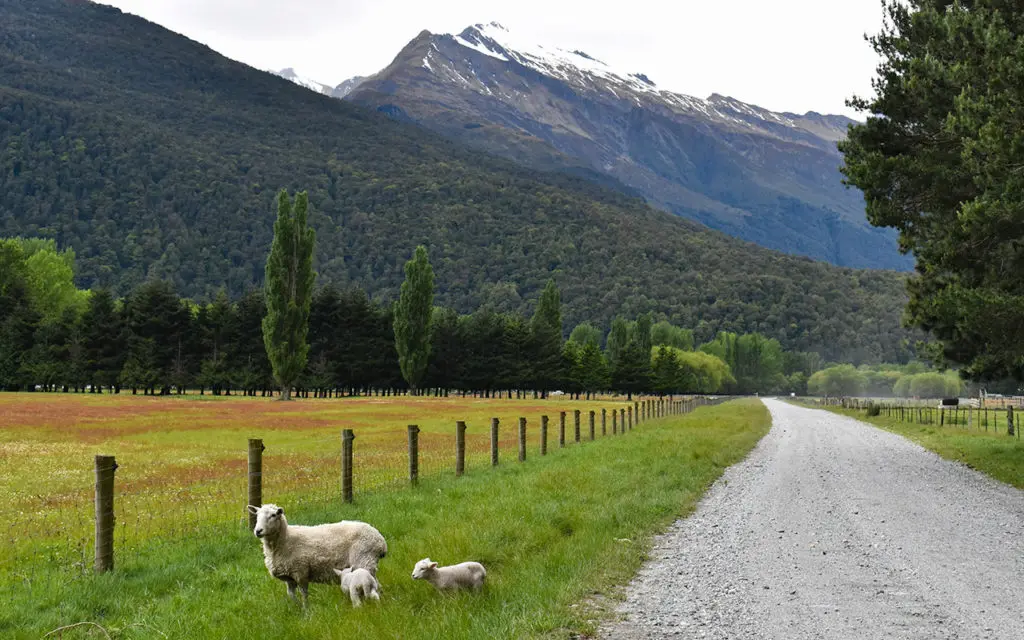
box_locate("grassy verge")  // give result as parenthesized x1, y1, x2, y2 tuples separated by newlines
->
(820, 405, 1024, 489)
(1, 399, 769, 639)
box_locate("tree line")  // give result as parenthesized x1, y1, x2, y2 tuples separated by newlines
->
(1, 234, 827, 397)
(0, 0, 916, 366)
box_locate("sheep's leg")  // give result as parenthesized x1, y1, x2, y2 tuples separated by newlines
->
(368, 587, 380, 602)
(285, 578, 298, 601)
(350, 587, 362, 608)
(298, 581, 309, 608)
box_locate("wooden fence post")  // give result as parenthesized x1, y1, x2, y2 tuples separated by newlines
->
(342, 430, 354, 502)
(408, 425, 420, 486)
(491, 418, 500, 466)
(94, 454, 116, 573)
(1008, 406, 1015, 437)
(620, 408, 626, 432)
(601, 408, 607, 436)
(628, 406, 633, 430)
(589, 410, 596, 441)
(518, 417, 527, 462)
(559, 412, 566, 448)
(541, 415, 549, 455)
(612, 408, 618, 434)
(456, 421, 467, 477)
(247, 438, 264, 529)
(634, 402, 639, 425)
(574, 409, 581, 443)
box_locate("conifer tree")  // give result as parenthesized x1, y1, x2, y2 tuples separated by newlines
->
(529, 279, 563, 397)
(393, 245, 434, 394)
(262, 190, 316, 400)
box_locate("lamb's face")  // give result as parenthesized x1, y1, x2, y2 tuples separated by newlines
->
(411, 558, 437, 579)
(250, 503, 285, 539)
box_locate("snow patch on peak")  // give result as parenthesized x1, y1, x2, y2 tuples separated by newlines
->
(273, 68, 333, 95)
(451, 22, 661, 97)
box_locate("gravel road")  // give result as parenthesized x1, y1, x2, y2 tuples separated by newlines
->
(600, 398, 1024, 639)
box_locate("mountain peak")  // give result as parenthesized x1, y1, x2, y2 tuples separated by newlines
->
(272, 67, 333, 96)
(447, 21, 659, 96)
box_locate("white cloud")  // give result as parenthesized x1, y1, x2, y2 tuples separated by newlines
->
(97, 0, 883, 117)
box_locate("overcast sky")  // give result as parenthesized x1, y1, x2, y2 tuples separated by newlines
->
(96, 0, 884, 118)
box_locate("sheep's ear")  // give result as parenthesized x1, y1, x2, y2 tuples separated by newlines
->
(276, 507, 284, 516)
(333, 568, 344, 577)
(429, 562, 438, 569)
(246, 505, 259, 515)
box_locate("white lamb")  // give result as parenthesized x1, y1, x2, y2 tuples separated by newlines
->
(333, 567, 381, 607)
(411, 557, 486, 592)
(249, 503, 387, 605)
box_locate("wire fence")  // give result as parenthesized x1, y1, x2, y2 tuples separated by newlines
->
(0, 396, 724, 603)
(800, 396, 1022, 439)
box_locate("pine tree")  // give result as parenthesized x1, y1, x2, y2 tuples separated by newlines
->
(81, 288, 124, 393)
(262, 190, 316, 400)
(652, 345, 681, 395)
(529, 279, 563, 397)
(393, 245, 434, 394)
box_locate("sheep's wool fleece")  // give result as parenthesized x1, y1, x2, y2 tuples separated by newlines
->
(264, 521, 387, 585)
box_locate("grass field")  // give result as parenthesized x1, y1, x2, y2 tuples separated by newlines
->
(0, 393, 636, 579)
(821, 405, 1024, 490)
(0, 394, 769, 639)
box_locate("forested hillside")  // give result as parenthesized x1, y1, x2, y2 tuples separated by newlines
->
(0, 0, 914, 362)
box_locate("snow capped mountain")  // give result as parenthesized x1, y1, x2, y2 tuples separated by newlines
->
(346, 23, 909, 271)
(273, 67, 335, 95)
(416, 23, 853, 150)
(274, 68, 367, 99)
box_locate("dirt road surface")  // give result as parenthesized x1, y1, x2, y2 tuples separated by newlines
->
(601, 399, 1024, 639)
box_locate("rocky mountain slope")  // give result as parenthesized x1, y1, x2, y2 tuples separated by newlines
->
(347, 22, 911, 270)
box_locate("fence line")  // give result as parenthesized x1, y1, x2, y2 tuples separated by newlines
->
(803, 396, 1022, 439)
(1, 395, 726, 594)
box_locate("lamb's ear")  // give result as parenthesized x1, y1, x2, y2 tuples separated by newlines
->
(429, 562, 438, 569)
(333, 568, 344, 577)
(246, 505, 259, 515)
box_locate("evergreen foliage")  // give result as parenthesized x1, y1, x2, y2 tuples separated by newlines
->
(393, 246, 435, 393)
(262, 191, 316, 400)
(840, 0, 1024, 379)
(530, 280, 564, 396)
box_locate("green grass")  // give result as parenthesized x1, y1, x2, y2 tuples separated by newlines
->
(823, 406, 1024, 490)
(0, 399, 769, 639)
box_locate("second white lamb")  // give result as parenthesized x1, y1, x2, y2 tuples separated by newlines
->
(411, 558, 486, 592)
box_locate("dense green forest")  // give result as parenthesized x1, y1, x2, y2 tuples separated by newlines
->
(0, 0, 916, 363)
(0, 238, 825, 397)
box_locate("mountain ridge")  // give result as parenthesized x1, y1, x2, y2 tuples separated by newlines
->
(0, 0, 914, 362)
(346, 22, 911, 271)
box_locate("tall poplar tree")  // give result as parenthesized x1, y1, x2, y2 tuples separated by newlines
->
(262, 190, 315, 400)
(393, 245, 434, 394)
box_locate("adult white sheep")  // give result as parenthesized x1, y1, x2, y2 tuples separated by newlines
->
(411, 557, 486, 592)
(249, 503, 387, 605)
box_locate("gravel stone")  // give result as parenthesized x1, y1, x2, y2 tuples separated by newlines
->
(600, 399, 1024, 640)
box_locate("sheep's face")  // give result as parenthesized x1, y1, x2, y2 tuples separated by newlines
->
(249, 503, 285, 539)
(411, 558, 437, 579)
